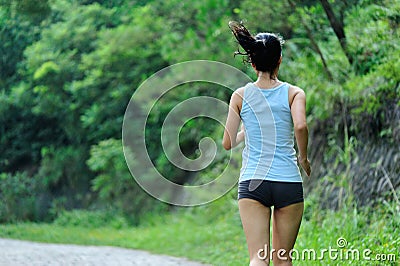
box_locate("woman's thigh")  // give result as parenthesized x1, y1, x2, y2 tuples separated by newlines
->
(239, 198, 271, 264)
(272, 202, 304, 264)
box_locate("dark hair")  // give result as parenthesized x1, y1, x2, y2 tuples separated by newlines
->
(229, 21, 284, 78)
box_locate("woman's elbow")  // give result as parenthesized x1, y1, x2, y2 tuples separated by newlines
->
(294, 122, 308, 132)
(222, 140, 232, 150)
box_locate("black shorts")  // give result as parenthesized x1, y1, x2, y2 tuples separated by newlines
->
(238, 179, 304, 209)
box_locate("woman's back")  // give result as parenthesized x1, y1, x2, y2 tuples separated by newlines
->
(240, 82, 301, 182)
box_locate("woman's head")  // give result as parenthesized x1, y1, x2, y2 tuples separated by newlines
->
(229, 21, 284, 78)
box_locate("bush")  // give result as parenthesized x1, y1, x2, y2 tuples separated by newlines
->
(0, 172, 41, 222)
(35, 145, 94, 219)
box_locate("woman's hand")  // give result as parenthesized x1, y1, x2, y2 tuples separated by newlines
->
(298, 156, 311, 177)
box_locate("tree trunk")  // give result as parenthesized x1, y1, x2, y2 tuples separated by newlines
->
(319, 0, 353, 65)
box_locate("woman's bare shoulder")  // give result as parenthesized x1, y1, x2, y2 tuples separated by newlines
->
(286, 83, 305, 106)
(230, 86, 246, 102)
(230, 86, 246, 111)
(234, 86, 246, 97)
(287, 83, 304, 94)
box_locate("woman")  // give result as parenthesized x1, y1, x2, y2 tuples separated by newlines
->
(223, 21, 311, 266)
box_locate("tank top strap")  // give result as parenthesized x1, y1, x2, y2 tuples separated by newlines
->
(278, 82, 290, 111)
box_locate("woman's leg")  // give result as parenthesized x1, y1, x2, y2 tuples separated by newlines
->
(239, 198, 271, 266)
(272, 202, 304, 266)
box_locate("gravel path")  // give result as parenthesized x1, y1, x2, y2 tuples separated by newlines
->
(0, 238, 210, 266)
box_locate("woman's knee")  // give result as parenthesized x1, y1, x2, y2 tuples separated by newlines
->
(248, 248, 270, 266)
(272, 257, 292, 266)
(249, 257, 269, 266)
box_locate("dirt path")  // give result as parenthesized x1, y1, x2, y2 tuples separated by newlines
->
(0, 238, 210, 266)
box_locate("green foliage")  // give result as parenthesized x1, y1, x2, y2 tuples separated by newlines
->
(0, 0, 51, 22)
(30, 145, 94, 220)
(0, 89, 65, 172)
(33, 61, 60, 81)
(346, 2, 399, 74)
(53, 209, 128, 229)
(37, 145, 91, 191)
(0, 172, 40, 222)
(144, 82, 231, 185)
(74, 5, 168, 141)
(87, 139, 167, 224)
(0, 6, 40, 89)
(152, 0, 234, 63)
(237, 0, 296, 38)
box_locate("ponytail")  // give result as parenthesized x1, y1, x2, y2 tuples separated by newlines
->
(228, 21, 257, 56)
(229, 21, 284, 77)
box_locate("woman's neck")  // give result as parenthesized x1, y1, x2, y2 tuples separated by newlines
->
(254, 72, 281, 89)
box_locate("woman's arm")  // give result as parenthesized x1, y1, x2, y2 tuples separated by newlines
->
(235, 123, 245, 144)
(222, 89, 244, 150)
(290, 88, 311, 176)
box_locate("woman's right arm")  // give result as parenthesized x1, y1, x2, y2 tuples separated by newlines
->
(290, 88, 311, 177)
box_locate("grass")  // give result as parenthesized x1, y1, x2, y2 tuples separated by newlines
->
(0, 194, 399, 266)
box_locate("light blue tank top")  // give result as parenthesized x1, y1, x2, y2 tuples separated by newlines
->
(239, 82, 302, 182)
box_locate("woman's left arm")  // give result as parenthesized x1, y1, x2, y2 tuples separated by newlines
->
(222, 89, 244, 150)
